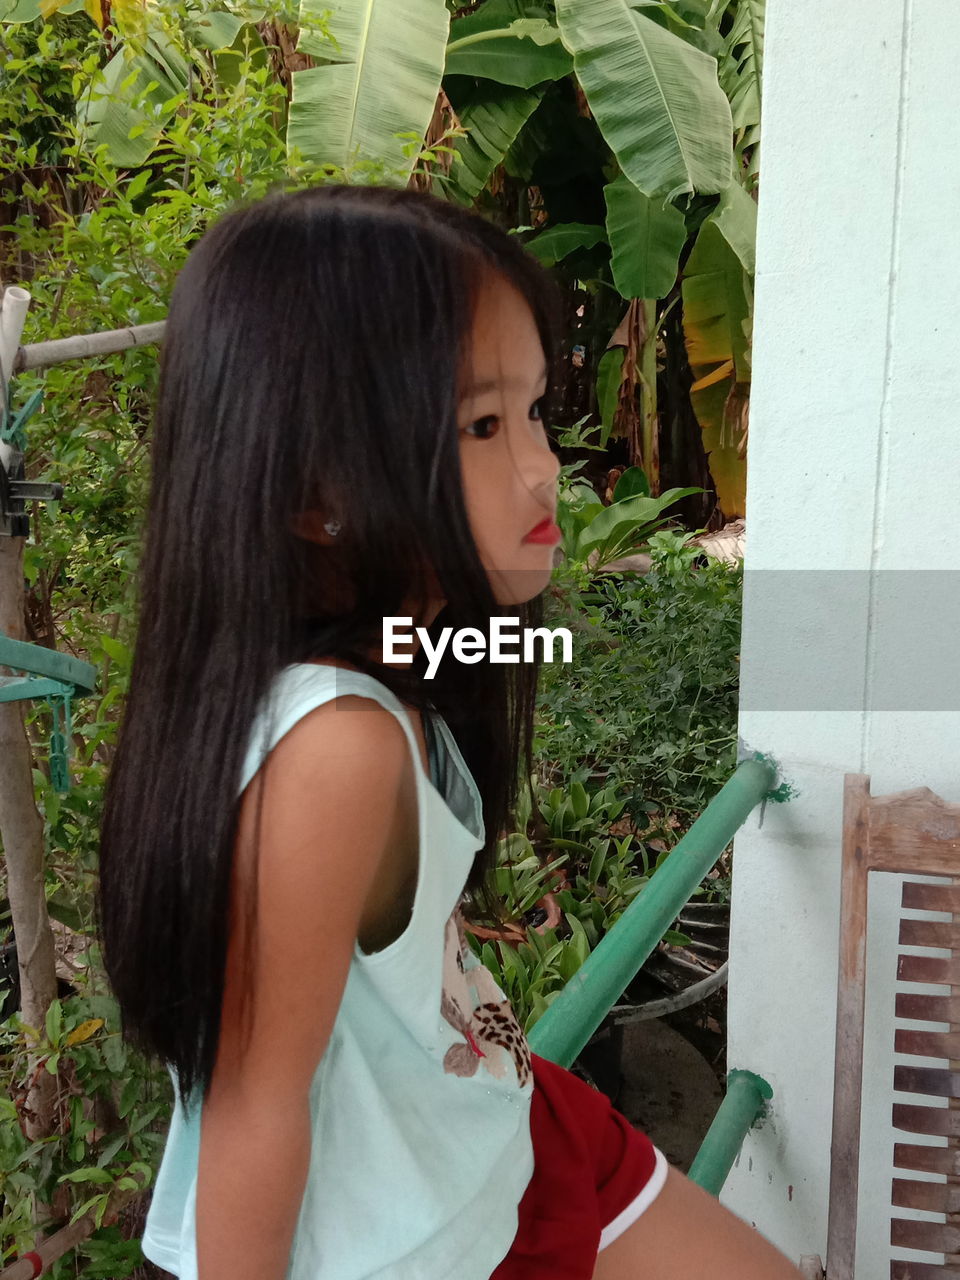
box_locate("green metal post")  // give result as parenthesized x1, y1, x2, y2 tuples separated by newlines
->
(687, 1069, 773, 1196)
(527, 757, 777, 1067)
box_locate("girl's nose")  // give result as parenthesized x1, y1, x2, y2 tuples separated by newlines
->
(516, 427, 561, 500)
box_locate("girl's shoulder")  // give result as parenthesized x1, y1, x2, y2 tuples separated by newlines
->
(276, 658, 397, 699)
(239, 661, 412, 795)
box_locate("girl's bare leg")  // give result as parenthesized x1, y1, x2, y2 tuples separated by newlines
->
(591, 1166, 805, 1280)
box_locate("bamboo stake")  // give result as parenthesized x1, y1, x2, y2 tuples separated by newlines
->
(1, 286, 31, 468)
(0, 286, 31, 385)
(13, 320, 166, 373)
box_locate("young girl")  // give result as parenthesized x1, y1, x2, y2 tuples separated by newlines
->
(96, 184, 802, 1280)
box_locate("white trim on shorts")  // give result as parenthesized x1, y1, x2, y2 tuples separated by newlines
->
(597, 1146, 670, 1251)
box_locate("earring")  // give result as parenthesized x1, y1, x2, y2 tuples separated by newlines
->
(323, 518, 342, 537)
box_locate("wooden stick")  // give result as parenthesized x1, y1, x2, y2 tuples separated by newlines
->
(13, 322, 166, 373)
(0, 1189, 144, 1280)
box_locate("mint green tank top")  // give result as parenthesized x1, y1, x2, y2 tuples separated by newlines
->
(140, 663, 535, 1279)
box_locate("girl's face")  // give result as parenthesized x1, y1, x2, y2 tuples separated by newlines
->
(457, 274, 561, 607)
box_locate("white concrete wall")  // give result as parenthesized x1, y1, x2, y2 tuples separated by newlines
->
(724, 2, 960, 1276)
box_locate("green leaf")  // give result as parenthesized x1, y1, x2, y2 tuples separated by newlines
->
(128, 1159, 154, 1186)
(565, 912, 591, 965)
(96, 1135, 128, 1168)
(45, 998, 63, 1047)
(70, 1192, 110, 1227)
(555, 0, 733, 200)
(604, 173, 686, 299)
(447, 82, 545, 200)
(288, 0, 450, 180)
(448, 0, 551, 41)
(0, 0, 44, 19)
(661, 928, 692, 946)
(526, 991, 550, 1029)
(46, 890, 86, 934)
(523, 222, 606, 267)
(125, 170, 150, 202)
(612, 466, 650, 501)
(99, 634, 132, 670)
(190, 10, 248, 52)
(710, 178, 758, 276)
(575, 488, 703, 561)
(445, 19, 572, 87)
(569, 780, 589, 820)
(525, 925, 548, 961)
(499, 942, 525, 986)
(59, 1165, 114, 1185)
(587, 841, 607, 886)
(118, 1074, 139, 1120)
(548, 838, 599, 857)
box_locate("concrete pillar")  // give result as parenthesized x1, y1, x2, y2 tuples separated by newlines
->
(725, 2, 960, 1275)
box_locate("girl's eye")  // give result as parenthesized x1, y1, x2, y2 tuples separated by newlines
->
(465, 416, 499, 440)
(530, 397, 546, 421)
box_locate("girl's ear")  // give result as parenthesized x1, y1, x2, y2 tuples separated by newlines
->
(290, 511, 341, 545)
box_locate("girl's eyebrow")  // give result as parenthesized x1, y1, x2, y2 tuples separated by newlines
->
(462, 362, 549, 398)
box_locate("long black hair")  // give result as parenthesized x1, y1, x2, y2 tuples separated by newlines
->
(95, 184, 566, 1103)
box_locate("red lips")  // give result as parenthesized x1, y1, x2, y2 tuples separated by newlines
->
(524, 517, 562, 544)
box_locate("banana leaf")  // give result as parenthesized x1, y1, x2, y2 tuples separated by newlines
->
(555, 0, 733, 201)
(604, 172, 687, 299)
(720, 0, 764, 132)
(289, 0, 450, 180)
(681, 183, 756, 517)
(523, 222, 606, 267)
(445, 15, 572, 87)
(445, 81, 545, 201)
(682, 191, 754, 379)
(76, 34, 190, 169)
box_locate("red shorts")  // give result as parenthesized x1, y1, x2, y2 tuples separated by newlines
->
(490, 1051, 668, 1279)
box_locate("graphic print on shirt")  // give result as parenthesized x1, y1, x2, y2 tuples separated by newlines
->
(440, 902, 533, 1088)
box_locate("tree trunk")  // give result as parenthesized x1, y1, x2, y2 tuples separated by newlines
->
(0, 534, 58, 1144)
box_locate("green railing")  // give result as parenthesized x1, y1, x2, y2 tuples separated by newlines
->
(527, 755, 779, 1195)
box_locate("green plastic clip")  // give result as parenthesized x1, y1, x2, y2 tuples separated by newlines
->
(48, 689, 73, 794)
(1, 388, 43, 452)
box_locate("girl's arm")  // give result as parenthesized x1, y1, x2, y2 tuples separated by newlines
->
(196, 698, 414, 1280)
(592, 1164, 805, 1280)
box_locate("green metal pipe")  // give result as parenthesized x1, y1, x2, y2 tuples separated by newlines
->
(687, 1069, 773, 1196)
(527, 757, 777, 1067)
(0, 632, 96, 694)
